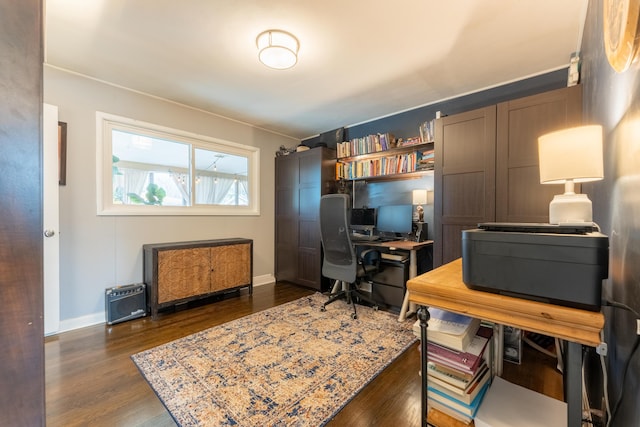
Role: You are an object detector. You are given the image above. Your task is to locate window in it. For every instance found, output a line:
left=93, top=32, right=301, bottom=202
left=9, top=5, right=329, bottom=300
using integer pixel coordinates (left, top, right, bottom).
left=97, top=112, right=259, bottom=215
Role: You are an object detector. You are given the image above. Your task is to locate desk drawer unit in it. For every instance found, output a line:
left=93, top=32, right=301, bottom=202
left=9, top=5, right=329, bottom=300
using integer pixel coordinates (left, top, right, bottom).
left=371, top=259, right=409, bottom=308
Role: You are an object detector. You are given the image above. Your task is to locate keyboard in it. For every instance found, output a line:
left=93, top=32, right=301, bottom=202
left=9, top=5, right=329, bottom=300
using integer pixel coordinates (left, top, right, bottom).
left=351, top=234, right=380, bottom=242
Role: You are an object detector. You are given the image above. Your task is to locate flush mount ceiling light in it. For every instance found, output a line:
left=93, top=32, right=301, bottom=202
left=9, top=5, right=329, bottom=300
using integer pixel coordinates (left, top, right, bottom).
left=256, top=29, right=299, bottom=70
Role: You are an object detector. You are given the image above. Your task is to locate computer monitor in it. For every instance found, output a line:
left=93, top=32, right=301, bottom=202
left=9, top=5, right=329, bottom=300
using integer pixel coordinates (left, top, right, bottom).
left=376, top=204, right=413, bottom=237
left=350, top=208, right=376, bottom=231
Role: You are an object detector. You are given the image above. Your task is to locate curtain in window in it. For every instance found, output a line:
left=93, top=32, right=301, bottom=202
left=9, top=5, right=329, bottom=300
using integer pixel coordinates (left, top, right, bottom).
left=120, top=167, right=148, bottom=204
left=195, top=175, right=245, bottom=205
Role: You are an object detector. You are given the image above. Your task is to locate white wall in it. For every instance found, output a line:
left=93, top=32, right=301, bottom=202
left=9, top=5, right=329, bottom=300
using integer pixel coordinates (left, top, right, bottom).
left=44, top=66, right=298, bottom=331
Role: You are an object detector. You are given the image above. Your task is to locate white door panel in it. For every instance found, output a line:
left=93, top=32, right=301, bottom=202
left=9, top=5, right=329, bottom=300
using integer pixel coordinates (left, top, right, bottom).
left=44, top=103, right=60, bottom=335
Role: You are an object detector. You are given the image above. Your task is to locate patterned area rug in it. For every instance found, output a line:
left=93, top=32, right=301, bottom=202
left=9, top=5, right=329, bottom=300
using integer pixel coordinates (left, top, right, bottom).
left=131, top=293, right=416, bottom=426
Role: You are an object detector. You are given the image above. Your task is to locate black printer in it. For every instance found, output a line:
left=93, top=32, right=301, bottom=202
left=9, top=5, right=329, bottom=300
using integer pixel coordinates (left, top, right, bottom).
left=461, top=223, right=609, bottom=311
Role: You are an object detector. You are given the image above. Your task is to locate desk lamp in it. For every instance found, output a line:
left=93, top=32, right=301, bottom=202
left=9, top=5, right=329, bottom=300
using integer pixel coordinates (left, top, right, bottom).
left=538, top=125, right=604, bottom=224
left=412, top=189, right=427, bottom=222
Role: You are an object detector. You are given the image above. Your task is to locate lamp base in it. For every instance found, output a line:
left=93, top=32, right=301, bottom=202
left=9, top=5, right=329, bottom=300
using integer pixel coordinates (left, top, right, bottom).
left=549, top=193, right=593, bottom=225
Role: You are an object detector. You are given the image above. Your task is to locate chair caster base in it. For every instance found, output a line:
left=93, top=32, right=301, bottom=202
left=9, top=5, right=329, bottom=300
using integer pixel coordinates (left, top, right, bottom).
left=320, top=306, right=326, bottom=312
left=351, top=313, right=357, bottom=320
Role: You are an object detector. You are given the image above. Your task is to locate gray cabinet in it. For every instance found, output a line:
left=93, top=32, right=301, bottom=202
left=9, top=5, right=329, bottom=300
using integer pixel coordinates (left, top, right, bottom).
left=275, top=147, right=336, bottom=290
left=434, top=85, right=583, bottom=267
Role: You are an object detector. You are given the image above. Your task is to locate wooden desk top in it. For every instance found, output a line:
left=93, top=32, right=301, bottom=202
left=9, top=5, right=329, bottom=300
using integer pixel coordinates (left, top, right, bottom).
left=375, top=239, right=433, bottom=250
left=407, top=258, right=604, bottom=347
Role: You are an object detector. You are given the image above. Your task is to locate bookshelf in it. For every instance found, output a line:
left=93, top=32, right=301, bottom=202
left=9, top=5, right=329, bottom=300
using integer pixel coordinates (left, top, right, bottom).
left=335, top=141, right=434, bottom=181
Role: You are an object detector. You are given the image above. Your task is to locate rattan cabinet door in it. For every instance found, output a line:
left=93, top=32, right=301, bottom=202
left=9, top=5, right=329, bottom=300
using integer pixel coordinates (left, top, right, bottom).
left=157, top=247, right=211, bottom=303
left=210, top=243, right=251, bottom=292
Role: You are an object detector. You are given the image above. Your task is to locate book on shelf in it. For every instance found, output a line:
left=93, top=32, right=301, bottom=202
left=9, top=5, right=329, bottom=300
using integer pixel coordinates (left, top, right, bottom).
left=427, top=355, right=489, bottom=390
left=419, top=119, right=435, bottom=144
left=428, top=398, right=474, bottom=425
left=336, top=132, right=396, bottom=158
left=416, top=148, right=434, bottom=171
left=427, top=379, right=490, bottom=418
left=427, top=358, right=478, bottom=389
left=335, top=149, right=423, bottom=180
left=412, top=308, right=482, bottom=352
left=427, top=362, right=491, bottom=405
left=426, top=325, right=493, bottom=375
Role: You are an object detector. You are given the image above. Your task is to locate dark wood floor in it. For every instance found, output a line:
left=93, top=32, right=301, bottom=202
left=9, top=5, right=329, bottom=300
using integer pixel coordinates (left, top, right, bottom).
left=45, top=282, right=562, bottom=427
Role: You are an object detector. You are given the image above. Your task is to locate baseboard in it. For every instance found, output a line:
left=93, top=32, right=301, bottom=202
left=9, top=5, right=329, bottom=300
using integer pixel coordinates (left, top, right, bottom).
left=57, top=311, right=105, bottom=334
left=49, top=274, right=277, bottom=335
left=253, top=274, right=275, bottom=287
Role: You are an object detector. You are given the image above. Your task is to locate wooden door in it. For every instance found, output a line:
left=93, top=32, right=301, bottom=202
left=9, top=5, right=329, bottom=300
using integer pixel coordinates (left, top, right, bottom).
left=157, top=248, right=210, bottom=303
left=275, top=153, right=299, bottom=283
left=297, top=149, right=323, bottom=288
left=434, top=106, right=497, bottom=267
left=496, top=85, right=583, bottom=223
left=210, top=243, right=252, bottom=291
left=0, top=1, right=45, bottom=425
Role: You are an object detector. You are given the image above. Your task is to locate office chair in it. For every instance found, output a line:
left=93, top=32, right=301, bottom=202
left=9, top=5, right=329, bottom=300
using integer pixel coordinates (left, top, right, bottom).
left=319, top=194, right=382, bottom=319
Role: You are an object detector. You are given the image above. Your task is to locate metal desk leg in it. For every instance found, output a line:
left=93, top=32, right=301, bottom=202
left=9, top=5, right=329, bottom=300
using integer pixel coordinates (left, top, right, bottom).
left=565, top=341, right=583, bottom=427
left=417, top=306, right=430, bottom=427
left=398, top=249, right=418, bottom=322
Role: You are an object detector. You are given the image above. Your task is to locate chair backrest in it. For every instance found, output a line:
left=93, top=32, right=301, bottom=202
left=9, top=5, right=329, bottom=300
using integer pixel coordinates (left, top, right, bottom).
left=319, top=194, right=357, bottom=283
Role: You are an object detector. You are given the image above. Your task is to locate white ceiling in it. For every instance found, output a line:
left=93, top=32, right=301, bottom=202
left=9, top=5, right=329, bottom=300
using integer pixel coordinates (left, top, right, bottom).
left=44, top=0, right=588, bottom=140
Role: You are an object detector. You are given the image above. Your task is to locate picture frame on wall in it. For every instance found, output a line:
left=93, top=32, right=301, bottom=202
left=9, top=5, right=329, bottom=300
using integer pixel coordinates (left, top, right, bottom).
left=58, top=121, right=67, bottom=185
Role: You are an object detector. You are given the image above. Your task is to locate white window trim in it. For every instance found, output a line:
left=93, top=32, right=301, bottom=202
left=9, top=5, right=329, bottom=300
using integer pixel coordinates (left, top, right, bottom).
left=96, top=111, right=260, bottom=216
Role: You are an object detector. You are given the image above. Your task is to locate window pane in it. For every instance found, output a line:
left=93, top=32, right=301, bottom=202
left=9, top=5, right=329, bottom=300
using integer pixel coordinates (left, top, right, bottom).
left=98, top=111, right=260, bottom=216
left=112, top=130, right=191, bottom=206
left=194, top=148, right=249, bottom=206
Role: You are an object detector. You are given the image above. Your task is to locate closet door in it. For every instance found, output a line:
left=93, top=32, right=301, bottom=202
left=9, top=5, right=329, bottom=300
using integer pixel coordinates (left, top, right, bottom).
left=275, top=148, right=336, bottom=290
left=496, top=85, right=583, bottom=223
left=434, top=106, right=497, bottom=267
left=275, top=153, right=299, bottom=284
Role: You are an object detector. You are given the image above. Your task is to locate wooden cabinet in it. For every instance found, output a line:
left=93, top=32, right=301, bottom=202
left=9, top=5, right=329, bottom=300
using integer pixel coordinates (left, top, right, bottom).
left=275, top=147, right=336, bottom=290
left=434, top=106, right=497, bottom=266
left=496, top=85, right=583, bottom=223
left=143, top=238, right=252, bottom=318
left=433, top=85, right=583, bottom=266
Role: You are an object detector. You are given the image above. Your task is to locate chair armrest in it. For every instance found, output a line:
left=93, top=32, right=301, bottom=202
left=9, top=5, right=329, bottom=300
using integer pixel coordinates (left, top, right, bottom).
left=359, top=248, right=381, bottom=269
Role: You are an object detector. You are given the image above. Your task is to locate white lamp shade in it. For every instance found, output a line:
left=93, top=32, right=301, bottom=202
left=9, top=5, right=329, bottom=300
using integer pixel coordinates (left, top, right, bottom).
left=256, top=30, right=299, bottom=70
left=412, top=189, right=427, bottom=205
left=538, top=125, right=604, bottom=184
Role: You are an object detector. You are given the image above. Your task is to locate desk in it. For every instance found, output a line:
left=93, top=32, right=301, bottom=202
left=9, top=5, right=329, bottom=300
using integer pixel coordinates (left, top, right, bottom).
left=356, top=239, right=433, bottom=321
left=407, top=258, right=604, bottom=427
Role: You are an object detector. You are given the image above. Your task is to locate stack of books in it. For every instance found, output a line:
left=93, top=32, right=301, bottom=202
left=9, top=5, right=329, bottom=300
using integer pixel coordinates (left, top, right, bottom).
left=416, top=148, right=434, bottom=171
left=413, top=308, right=493, bottom=425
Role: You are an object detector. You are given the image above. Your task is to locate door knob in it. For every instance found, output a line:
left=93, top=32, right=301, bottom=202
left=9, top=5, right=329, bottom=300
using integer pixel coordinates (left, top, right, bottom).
left=43, top=229, right=56, bottom=238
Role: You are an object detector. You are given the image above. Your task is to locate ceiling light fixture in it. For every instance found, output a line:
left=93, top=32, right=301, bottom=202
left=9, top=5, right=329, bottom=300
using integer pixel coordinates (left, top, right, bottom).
left=256, top=29, right=299, bottom=70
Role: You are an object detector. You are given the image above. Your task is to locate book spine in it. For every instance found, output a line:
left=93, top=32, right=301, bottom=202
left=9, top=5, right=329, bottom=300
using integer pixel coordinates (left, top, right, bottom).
left=427, top=361, right=473, bottom=389
left=427, top=342, right=479, bottom=373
